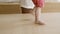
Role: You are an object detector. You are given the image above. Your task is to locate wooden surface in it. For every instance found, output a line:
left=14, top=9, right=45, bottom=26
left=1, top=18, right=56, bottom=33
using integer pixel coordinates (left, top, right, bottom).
left=42, top=2, right=60, bottom=13
left=0, top=2, right=60, bottom=14
left=0, top=3, right=21, bottom=14
left=0, top=13, right=60, bottom=34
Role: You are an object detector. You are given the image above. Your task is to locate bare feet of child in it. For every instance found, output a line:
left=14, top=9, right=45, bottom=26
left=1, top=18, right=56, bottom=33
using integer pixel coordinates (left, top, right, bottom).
left=35, top=19, right=45, bottom=25
left=33, top=7, right=45, bottom=25
left=35, top=20, right=45, bottom=25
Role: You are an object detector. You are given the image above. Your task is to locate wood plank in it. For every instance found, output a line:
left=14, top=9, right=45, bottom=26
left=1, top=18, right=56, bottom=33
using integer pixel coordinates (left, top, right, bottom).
left=0, top=3, right=21, bottom=14
left=42, top=2, right=60, bottom=13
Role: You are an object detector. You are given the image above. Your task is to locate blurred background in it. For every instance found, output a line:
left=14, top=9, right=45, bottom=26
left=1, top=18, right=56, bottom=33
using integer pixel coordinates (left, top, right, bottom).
left=0, top=0, right=60, bottom=14
left=0, top=0, right=60, bottom=34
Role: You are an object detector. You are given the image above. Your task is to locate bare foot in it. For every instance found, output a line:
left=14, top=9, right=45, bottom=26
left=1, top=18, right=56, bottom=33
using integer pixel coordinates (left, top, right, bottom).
left=35, top=21, right=45, bottom=25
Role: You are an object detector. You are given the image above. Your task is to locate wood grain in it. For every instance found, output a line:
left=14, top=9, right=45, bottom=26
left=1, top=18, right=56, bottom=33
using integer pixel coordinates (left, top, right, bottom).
left=0, top=3, right=21, bottom=14
left=42, top=2, right=60, bottom=13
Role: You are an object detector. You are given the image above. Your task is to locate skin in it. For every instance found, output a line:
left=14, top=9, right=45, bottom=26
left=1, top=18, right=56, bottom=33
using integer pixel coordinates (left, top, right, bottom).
left=21, top=0, right=45, bottom=25
left=34, top=7, right=45, bottom=25
left=32, top=0, right=45, bottom=25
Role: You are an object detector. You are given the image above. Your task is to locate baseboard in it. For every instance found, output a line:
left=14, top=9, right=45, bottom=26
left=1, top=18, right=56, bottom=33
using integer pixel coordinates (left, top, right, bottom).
left=0, top=2, right=60, bottom=14
left=0, top=3, right=21, bottom=14
left=42, top=2, right=60, bottom=13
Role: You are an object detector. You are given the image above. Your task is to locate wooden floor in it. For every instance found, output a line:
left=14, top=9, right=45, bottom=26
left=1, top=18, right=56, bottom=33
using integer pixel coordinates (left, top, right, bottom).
left=0, top=13, right=60, bottom=34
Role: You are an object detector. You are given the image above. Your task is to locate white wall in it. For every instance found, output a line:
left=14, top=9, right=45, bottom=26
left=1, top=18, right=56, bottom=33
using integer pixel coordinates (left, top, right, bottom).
left=0, top=0, right=19, bottom=2
left=45, top=0, right=60, bottom=2
left=46, top=0, right=57, bottom=2
left=0, top=0, right=60, bottom=2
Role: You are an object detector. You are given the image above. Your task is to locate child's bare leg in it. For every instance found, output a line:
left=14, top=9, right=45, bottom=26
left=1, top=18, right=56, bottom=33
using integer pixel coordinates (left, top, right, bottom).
left=35, top=7, right=45, bottom=25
